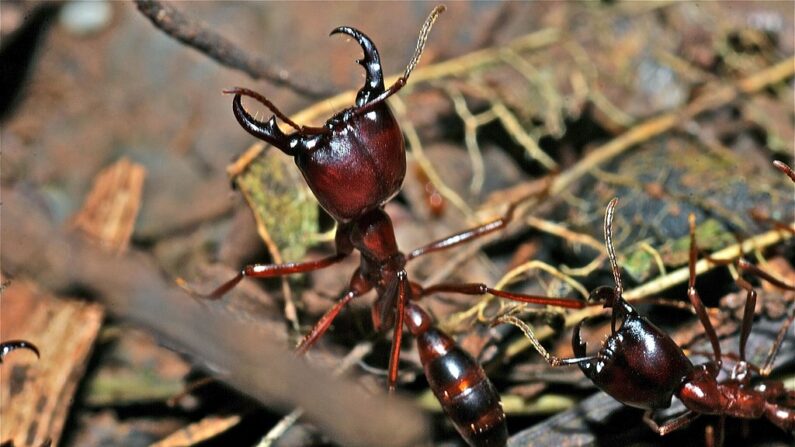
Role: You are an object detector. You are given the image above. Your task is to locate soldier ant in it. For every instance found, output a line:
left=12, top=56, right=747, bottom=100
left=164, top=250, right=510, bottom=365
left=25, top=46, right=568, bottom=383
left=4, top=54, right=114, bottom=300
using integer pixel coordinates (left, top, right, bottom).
left=0, top=340, right=39, bottom=364
left=182, top=6, right=586, bottom=446
left=503, top=193, right=794, bottom=443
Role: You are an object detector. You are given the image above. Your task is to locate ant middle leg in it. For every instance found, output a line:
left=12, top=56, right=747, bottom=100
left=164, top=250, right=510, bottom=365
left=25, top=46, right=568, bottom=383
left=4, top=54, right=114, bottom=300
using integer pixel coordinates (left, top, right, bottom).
left=759, top=304, right=795, bottom=376
left=415, top=282, right=586, bottom=309
left=405, top=202, right=518, bottom=261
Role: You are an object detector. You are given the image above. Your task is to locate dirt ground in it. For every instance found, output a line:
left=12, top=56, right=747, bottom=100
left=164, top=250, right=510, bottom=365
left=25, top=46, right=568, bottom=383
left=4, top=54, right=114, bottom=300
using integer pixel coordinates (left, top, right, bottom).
left=1, top=2, right=794, bottom=446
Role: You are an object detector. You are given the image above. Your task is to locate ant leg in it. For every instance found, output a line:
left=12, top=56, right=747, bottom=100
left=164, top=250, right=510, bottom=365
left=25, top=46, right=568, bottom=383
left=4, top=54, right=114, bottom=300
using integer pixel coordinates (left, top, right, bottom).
left=734, top=278, right=757, bottom=362
left=738, top=259, right=795, bottom=291
left=295, top=290, right=357, bottom=355
left=714, top=416, right=725, bottom=447
left=347, top=5, right=445, bottom=118
left=765, top=403, right=795, bottom=432
left=405, top=203, right=518, bottom=261
left=759, top=304, right=795, bottom=376
left=495, top=315, right=596, bottom=366
left=183, top=253, right=349, bottom=299
left=755, top=382, right=795, bottom=432
left=386, top=271, right=410, bottom=392
left=296, top=270, right=372, bottom=355
left=735, top=259, right=794, bottom=375
left=643, top=409, right=699, bottom=436
left=416, top=282, right=585, bottom=309
left=183, top=226, right=354, bottom=299
left=687, top=214, right=723, bottom=369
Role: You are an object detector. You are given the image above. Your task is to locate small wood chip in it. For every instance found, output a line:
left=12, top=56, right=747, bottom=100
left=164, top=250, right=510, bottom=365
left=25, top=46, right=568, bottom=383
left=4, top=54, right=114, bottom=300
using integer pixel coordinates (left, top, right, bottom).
left=151, top=415, right=242, bottom=447
left=70, top=157, right=146, bottom=253
left=0, top=280, right=104, bottom=447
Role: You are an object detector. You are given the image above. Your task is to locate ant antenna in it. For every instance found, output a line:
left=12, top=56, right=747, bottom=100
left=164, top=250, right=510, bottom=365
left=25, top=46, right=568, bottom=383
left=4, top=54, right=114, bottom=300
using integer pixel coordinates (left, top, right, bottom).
left=403, top=5, right=446, bottom=80
left=350, top=5, right=446, bottom=117
left=604, top=198, right=623, bottom=297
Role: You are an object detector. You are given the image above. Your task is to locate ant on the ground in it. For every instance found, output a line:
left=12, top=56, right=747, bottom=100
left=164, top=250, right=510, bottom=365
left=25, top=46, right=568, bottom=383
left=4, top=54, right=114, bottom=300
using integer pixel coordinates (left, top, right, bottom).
left=182, top=6, right=587, bottom=447
left=502, top=186, right=794, bottom=444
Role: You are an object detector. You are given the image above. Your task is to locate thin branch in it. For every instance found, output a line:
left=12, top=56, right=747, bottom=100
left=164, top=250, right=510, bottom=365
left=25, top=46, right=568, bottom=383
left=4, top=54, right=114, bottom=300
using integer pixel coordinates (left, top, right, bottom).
left=1, top=188, right=429, bottom=447
left=134, top=0, right=332, bottom=98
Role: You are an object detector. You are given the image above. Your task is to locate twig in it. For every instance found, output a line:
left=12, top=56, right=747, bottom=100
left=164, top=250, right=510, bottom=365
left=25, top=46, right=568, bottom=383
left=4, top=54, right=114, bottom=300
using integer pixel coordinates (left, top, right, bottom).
left=1, top=188, right=429, bottom=447
left=134, top=0, right=331, bottom=98
left=256, top=342, right=373, bottom=447
left=547, top=56, right=795, bottom=198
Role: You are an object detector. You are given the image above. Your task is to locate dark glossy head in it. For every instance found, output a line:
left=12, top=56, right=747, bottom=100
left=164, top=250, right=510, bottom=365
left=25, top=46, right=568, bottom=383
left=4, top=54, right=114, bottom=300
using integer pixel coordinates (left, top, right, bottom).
left=231, top=27, right=405, bottom=223
left=573, top=296, right=694, bottom=410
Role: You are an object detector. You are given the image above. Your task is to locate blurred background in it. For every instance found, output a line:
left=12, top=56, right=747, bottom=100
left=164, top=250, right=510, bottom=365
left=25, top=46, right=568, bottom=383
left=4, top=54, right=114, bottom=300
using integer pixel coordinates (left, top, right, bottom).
left=1, top=1, right=793, bottom=446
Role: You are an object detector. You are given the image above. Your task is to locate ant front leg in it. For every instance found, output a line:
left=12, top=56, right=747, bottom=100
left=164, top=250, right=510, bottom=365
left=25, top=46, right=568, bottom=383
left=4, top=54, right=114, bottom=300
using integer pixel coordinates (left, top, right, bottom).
left=182, top=226, right=354, bottom=299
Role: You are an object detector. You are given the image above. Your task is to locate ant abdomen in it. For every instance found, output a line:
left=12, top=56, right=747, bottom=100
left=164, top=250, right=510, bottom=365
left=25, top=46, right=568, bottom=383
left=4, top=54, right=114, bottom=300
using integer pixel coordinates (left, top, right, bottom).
left=407, top=304, right=507, bottom=447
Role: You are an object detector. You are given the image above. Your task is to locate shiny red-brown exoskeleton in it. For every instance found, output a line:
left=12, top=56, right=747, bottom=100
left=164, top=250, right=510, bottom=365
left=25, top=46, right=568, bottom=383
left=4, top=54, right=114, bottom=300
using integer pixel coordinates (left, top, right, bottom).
left=521, top=196, right=795, bottom=441
left=191, top=11, right=585, bottom=447
left=0, top=340, right=39, bottom=364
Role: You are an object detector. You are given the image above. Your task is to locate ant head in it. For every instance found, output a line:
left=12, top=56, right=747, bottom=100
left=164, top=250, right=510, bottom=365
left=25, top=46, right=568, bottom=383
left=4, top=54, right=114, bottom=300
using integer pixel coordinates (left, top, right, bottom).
left=229, top=28, right=405, bottom=223
left=227, top=6, right=445, bottom=223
